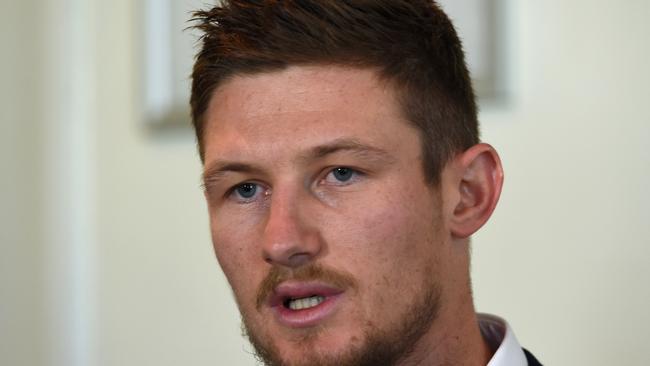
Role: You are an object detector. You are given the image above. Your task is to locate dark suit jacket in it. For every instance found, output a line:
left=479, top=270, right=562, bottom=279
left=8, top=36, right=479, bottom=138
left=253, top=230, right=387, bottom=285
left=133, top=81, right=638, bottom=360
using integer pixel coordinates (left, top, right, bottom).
left=523, top=348, right=543, bottom=366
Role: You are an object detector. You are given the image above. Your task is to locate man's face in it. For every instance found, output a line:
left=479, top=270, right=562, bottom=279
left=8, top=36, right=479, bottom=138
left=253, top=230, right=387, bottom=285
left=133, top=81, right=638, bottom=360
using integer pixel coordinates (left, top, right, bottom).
left=202, top=66, right=456, bottom=366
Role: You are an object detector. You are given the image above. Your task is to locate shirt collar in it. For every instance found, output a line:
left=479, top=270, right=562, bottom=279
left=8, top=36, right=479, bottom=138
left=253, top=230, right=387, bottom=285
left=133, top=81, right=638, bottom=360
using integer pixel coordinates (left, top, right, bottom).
left=478, top=313, right=528, bottom=366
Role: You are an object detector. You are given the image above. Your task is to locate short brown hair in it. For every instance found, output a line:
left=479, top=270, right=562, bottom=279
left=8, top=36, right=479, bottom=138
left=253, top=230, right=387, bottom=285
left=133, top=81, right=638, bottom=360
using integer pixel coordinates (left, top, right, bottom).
left=190, top=0, right=479, bottom=185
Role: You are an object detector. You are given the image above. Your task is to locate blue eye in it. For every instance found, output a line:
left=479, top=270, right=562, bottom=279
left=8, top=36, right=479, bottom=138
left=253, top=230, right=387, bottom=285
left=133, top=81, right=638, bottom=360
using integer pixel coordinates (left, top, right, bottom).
left=322, top=167, right=362, bottom=186
left=234, top=183, right=258, bottom=199
left=332, top=167, right=354, bottom=182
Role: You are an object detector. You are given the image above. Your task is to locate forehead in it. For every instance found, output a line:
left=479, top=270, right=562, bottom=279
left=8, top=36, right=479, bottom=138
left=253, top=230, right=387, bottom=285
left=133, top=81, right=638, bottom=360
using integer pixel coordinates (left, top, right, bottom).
left=210, top=65, right=393, bottom=114
left=202, top=65, right=416, bottom=163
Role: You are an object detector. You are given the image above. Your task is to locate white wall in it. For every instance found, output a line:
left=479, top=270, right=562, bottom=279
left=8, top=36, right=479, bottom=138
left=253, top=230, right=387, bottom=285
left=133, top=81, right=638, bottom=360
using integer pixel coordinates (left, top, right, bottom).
left=1, top=1, right=46, bottom=365
left=1, top=1, right=649, bottom=365
left=473, top=2, right=650, bottom=365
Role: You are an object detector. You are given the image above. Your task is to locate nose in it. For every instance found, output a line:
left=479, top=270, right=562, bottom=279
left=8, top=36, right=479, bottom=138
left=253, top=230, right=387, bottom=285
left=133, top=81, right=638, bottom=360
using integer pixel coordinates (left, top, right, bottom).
left=261, top=188, right=322, bottom=268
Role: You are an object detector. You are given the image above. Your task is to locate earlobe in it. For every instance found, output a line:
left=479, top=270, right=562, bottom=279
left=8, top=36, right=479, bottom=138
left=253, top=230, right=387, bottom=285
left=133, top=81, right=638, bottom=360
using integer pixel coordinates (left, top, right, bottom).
left=449, top=143, right=504, bottom=238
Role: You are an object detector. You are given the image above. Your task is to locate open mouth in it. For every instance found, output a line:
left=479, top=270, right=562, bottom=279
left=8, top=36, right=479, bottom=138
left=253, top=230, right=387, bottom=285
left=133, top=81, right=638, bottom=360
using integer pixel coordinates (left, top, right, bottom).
left=284, top=295, right=327, bottom=311
left=268, top=283, right=344, bottom=327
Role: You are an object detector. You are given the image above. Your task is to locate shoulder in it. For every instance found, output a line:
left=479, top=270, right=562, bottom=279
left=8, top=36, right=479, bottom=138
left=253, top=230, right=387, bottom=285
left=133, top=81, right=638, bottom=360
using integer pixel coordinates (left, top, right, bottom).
left=523, top=348, right=543, bottom=366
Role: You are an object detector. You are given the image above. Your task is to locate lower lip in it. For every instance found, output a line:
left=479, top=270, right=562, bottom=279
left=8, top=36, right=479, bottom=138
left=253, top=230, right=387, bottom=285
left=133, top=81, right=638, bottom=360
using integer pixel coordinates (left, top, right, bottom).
left=273, top=294, right=343, bottom=328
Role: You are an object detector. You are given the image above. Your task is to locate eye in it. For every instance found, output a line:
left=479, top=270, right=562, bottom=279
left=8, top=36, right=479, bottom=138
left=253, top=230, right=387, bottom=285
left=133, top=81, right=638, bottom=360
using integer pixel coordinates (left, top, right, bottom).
left=332, top=167, right=354, bottom=182
left=229, top=182, right=264, bottom=203
left=323, top=167, right=362, bottom=185
left=236, top=183, right=257, bottom=198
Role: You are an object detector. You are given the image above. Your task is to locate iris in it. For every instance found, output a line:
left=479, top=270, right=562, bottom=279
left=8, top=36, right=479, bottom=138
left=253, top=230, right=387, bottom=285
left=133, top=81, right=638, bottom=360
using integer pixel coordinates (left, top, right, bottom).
left=236, top=183, right=257, bottom=199
left=332, top=167, right=354, bottom=182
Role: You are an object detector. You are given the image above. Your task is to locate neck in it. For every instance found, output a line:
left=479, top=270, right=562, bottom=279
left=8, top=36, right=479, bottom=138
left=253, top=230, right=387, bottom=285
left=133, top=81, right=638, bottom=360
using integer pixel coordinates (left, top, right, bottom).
left=397, top=301, right=492, bottom=366
left=396, top=243, right=493, bottom=366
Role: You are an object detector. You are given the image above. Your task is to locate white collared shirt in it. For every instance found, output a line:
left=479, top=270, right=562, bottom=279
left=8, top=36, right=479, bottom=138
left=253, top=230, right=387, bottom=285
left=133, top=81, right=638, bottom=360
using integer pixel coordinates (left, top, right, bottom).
left=478, top=313, right=528, bottom=366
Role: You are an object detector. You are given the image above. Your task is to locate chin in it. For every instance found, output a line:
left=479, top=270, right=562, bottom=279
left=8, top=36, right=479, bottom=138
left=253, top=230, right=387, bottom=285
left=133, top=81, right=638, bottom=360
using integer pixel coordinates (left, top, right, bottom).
left=245, top=321, right=369, bottom=366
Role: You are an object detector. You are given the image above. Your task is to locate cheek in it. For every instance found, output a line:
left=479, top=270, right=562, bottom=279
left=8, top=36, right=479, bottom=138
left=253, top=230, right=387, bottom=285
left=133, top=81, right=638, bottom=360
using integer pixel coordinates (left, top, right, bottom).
left=212, top=231, right=243, bottom=280
left=210, top=204, right=264, bottom=260
left=209, top=212, right=263, bottom=303
left=327, top=183, right=443, bottom=298
left=351, top=187, right=440, bottom=262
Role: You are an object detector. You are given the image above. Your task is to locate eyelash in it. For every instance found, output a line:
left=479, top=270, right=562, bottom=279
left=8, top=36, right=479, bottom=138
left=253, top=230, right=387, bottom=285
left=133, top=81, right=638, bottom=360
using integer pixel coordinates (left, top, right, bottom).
left=227, top=181, right=268, bottom=204
left=320, top=166, right=363, bottom=186
left=226, top=166, right=365, bottom=204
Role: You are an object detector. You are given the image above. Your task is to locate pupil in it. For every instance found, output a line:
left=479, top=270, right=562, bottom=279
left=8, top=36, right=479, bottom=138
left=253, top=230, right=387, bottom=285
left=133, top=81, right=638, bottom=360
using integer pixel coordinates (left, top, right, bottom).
left=334, top=167, right=353, bottom=181
left=237, top=183, right=257, bottom=198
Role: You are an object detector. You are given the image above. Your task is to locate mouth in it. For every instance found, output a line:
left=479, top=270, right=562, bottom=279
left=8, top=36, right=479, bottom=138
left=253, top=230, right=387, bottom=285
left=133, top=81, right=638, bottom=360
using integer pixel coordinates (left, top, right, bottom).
left=268, top=282, right=344, bottom=328
left=284, top=295, right=327, bottom=310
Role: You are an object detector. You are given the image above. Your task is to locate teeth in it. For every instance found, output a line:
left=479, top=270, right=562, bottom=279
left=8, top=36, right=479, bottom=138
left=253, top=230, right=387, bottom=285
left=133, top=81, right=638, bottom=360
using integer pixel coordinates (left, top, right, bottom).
left=287, top=295, right=325, bottom=310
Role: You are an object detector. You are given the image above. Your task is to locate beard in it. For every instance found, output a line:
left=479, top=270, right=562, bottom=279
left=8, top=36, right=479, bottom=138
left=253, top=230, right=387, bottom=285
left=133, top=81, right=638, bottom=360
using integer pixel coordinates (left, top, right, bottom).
left=240, top=264, right=441, bottom=366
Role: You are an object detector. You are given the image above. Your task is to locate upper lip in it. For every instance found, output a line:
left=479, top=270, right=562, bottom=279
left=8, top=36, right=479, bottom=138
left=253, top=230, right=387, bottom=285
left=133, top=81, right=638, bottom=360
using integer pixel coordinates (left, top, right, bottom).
left=267, top=281, right=344, bottom=308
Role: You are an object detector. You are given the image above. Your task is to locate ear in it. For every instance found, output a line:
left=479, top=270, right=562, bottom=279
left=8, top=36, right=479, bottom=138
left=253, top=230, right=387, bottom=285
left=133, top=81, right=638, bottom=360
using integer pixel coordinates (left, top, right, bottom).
left=449, top=143, right=504, bottom=238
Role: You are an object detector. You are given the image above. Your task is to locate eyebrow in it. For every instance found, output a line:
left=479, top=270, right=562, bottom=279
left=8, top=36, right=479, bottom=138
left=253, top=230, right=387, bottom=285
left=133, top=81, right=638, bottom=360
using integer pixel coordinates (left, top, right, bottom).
left=202, top=162, right=265, bottom=188
left=301, top=138, right=394, bottom=163
left=202, top=138, right=395, bottom=187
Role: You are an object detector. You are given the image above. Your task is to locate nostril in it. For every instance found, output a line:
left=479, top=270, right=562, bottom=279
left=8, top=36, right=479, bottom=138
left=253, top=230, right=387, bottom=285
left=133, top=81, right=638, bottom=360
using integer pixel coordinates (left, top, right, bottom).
left=287, top=252, right=312, bottom=267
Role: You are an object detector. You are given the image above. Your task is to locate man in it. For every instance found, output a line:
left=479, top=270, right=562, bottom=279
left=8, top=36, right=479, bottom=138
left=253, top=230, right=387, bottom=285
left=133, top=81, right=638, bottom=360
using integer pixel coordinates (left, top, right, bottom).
left=189, top=1, right=542, bottom=365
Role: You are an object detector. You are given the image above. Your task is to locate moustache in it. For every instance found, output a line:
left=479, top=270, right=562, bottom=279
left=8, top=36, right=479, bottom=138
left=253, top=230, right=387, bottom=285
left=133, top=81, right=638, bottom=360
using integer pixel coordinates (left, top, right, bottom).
left=255, top=264, right=359, bottom=310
